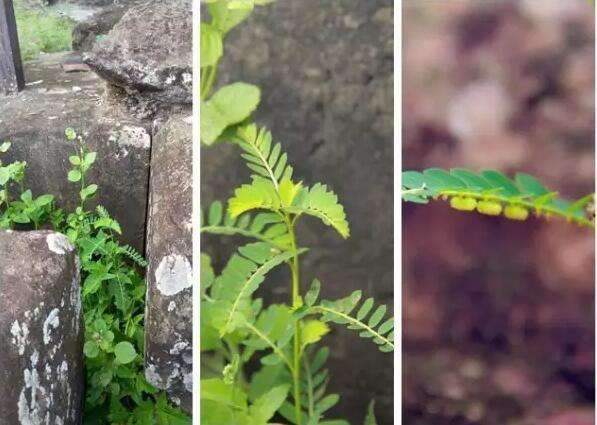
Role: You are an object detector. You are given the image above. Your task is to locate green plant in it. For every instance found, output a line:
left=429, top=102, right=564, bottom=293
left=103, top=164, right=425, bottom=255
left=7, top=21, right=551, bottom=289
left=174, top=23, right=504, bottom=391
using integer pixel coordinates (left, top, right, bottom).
left=60, top=129, right=190, bottom=424
left=0, top=141, right=56, bottom=229
left=402, top=168, right=594, bottom=227
left=200, top=124, right=392, bottom=424
left=0, top=133, right=190, bottom=424
left=200, top=0, right=274, bottom=145
left=14, top=0, right=75, bottom=61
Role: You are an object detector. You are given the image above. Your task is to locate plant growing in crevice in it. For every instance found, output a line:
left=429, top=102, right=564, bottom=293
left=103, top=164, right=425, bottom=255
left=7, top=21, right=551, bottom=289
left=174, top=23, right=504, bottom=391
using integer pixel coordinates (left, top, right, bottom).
left=200, top=0, right=274, bottom=145
left=0, top=133, right=190, bottom=424
left=402, top=168, right=594, bottom=227
left=200, top=125, right=392, bottom=424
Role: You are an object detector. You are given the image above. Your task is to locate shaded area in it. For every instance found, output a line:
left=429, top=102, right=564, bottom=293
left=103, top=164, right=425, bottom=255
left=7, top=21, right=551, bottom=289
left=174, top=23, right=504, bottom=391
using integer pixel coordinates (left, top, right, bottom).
left=403, top=1, right=595, bottom=424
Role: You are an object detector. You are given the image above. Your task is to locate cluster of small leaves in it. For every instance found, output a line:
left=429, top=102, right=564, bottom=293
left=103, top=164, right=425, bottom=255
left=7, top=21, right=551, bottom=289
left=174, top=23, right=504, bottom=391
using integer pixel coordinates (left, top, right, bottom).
left=200, top=0, right=276, bottom=145
left=0, top=141, right=56, bottom=229
left=402, top=168, right=595, bottom=227
left=277, top=347, right=346, bottom=425
left=59, top=129, right=190, bottom=424
left=0, top=133, right=190, bottom=423
left=201, top=118, right=385, bottom=423
left=201, top=252, right=355, bottom=425
left=201, top=200, right=292, bottom=249
left=297, top=280, right=394, bottom=353
left=227, top=124, right=350, bottom=238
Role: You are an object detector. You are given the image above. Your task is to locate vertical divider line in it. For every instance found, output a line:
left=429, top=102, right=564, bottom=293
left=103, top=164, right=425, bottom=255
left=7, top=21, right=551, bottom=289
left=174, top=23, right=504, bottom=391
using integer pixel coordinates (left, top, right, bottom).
left=192, top=0, right=201, bottom=423
left=395, top=1, right=402, bottom=424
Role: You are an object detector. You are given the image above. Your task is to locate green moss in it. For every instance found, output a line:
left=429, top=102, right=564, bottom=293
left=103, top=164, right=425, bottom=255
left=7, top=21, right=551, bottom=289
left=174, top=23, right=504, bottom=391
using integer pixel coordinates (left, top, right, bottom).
left=14, top=1, right=75, bottom=61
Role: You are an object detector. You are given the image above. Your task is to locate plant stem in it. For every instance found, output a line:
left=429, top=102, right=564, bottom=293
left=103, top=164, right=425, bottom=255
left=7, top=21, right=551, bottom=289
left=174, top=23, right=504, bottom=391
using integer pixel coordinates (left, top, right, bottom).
left=286, top=215, right=303, bottom=425
left=201, top=63, right=219, bottom=101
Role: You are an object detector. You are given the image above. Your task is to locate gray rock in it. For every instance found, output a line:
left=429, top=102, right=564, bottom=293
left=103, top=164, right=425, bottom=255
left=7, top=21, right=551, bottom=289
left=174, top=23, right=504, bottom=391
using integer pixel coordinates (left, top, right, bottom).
left=144, top=115, right=192, bottom=413
left=0, top=52, right=151, bottom=252
left=201, top=0, right=393, bottom=422
left=84, top=0, right=192, bottom=105
left=0, top=230, right=83, bottom=424
left=72, top=5, right=129, bottom=52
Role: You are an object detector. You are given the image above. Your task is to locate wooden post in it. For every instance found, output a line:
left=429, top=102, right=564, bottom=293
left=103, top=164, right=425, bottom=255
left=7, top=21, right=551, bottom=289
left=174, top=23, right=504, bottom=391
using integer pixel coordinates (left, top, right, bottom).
left=0, top=0, right=24, bottom=95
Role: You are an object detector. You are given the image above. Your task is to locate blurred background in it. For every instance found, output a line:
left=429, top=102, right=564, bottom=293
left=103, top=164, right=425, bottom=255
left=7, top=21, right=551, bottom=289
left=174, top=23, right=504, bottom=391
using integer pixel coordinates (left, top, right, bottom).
left=403, top=1, right=595, bottom=424
left=201, top=1, right=393, bottom=423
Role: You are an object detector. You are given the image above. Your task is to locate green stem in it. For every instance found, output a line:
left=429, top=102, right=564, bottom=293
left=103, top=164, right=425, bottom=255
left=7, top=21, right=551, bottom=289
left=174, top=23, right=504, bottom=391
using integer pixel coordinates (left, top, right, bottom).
left=200, top=225, right=287, bottom=250
left=312, top=305, right=395, bottom=350
left=285, top=216, right=302, bottom=425
left=201, top=63, right=219, bottom=101
left=244, top=322, right=294, bottom=372
left=303, top=356, right=315, bottom=418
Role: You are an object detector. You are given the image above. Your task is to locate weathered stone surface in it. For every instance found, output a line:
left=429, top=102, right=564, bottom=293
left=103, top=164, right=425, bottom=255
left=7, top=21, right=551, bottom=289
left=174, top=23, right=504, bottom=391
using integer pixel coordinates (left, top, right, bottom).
left=72, top=5, right=128, bottom=52
left=0, top=52, right=151, bottom=251
left=0, top=230, right=83, bottom=424
left=200, top=1, right=393, bottom=422
left=84, top=0, right=192, bottom=105
left=145, top=115, right=192, bottom=413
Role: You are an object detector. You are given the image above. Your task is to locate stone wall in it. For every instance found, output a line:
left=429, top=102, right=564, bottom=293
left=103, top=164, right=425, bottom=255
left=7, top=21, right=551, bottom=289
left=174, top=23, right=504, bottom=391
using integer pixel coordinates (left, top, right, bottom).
left=0, top=230, right=84, bottom=425
left=201, top=1, right=394, bottom=422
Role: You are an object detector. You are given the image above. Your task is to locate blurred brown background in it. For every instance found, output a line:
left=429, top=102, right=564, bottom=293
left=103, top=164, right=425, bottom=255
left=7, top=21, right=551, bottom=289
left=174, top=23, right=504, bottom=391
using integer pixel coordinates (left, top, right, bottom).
left=403, top=1, right=595, bottom=424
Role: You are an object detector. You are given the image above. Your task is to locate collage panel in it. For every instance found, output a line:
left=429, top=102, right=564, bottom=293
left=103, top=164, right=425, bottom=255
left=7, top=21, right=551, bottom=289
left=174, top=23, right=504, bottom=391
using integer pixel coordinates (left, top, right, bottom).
left=200, top=0, right=394, bottom=424
left=403, top=1, right=595, bottom=424
left=0, top=0, right=192, bottom=423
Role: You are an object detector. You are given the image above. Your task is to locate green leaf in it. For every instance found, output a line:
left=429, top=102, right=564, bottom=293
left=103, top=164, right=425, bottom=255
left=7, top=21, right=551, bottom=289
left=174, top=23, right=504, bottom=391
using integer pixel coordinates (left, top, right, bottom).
left=228, top=177, right=280, bottom=218
left=201, top=378, right=247, bottom=410
left=201, top=201, right=292, bottom=249
left=84, top=341, right=99, bottom=358
left=114, top=342, right=137, bottom=364
left=315, top=290, right=394, bottom=353
left=201, top=23, right=223, bottom=67
left=301, top=320, right=330, bottom=349
left=201, top=83, right=261, bottom=145
left=211, top=242, right=304, bottom=335
left=65, top=127, right=76, bottom=140
left=208, top=1, right=253, bottom=34
left=69, top=155, right=81, bottom=165
left=515, top=172, right=550, bottom=196
left=249, top=384, right=290, bottom=423
left=68, top=169, right=82, bottom=182
left=0, top=141, right=11, bottom=152
left=364, top=400, right=378, bottom=425
left=84, top=152, right=97, bottom=167
left=235, top=124, right=294, bottom=186
left=290, top=183, right=350, bottom=238
left=80, top=184, right=98, bottom=200
left=304, top=279, right=321, bottom=307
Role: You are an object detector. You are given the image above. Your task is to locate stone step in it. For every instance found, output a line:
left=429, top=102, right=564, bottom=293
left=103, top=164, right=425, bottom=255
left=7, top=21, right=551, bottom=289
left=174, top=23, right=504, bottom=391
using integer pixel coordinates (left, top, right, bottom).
left=0, top=52, right=151, bottom=251
left=0, top=230, right=84, bottom=424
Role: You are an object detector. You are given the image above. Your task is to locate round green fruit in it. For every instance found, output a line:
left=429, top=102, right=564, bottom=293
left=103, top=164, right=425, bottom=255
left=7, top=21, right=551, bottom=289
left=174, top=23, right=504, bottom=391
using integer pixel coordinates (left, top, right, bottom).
left=504, top=204, right=529, bottom=221
left=450, top=196, right=477, bottom=211
left=477, top=200, right=502, bottom=216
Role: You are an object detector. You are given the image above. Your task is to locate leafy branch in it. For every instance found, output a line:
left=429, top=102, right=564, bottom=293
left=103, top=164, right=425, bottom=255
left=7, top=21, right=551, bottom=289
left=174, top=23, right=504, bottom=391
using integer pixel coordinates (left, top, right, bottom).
left=402, top=168, right=595, bottom=228
left=299, top=280, right=394, bottom=353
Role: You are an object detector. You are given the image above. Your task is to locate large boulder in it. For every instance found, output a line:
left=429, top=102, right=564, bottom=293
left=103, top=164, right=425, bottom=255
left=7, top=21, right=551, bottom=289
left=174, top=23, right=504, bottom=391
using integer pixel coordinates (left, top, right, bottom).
left=200, top=1, right=394, bottom=422
left=84, top=0, right=192, bottom=106
left=0, top=230, right=84, bottom=424
left=144, top=115, right=192, bottom=413
left=0, top=52, right=151, bottom=251
left=72, top=5, right=129, bottom=52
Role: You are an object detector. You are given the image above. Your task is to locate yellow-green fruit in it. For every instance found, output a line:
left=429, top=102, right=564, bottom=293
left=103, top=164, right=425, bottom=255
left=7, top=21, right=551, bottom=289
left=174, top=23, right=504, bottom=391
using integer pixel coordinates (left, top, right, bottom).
left=504, top=204, right=529, bottom=221
left=450, top=196, right=477, bottom=211
left=477, top=200, right=502, bottom=216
